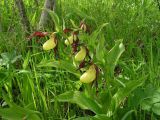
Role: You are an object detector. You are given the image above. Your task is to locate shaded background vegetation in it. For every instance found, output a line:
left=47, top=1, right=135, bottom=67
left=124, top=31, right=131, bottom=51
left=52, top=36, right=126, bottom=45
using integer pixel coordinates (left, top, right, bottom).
left=0, top=0, right=160, bottom=119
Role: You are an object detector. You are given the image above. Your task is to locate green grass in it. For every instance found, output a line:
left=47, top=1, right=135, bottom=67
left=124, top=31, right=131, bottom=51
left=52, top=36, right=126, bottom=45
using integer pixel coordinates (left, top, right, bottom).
left=0, top=0, right=160, bottom=120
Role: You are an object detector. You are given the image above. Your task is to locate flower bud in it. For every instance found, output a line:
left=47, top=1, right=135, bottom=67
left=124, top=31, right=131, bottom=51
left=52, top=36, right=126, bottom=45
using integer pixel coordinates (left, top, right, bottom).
left=75, top=46, right=86, bottom=62
left=80, top=65, right=96, bottom=83
left=65, top=34, right=77, bottom=45
left=43, top=38, right=57, bottom=50
left=80, top=23, right=87, bottom=32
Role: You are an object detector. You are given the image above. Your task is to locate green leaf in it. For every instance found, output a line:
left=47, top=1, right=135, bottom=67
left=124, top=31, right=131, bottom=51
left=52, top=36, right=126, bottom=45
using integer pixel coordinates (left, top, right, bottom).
left=98, top=90, right=112, bottom=113
left=106, top=39, right=125, bottom=76
left=121, top=110, right=135, bottom=120
left=73, top=114, right=111, bottom=120
left=0, top=51, right=21, bottom=66
left=28, top=114, right=42, bottom=120
left=152, top=103, right=160, bottom=115
left=37, top=60, right=80, bottom=77
left=141, top=99, right=152, bottom=111
left=22, top=51, right=30, bottom=69
left=47, top=9, right=61, bottom=32
left=89, top=23, right=108, bottom=47
left=96, top=34, right=105, bottom=64
left=93, top=114, right=111, bottom=120
left=74, top=117, right=92, bottom=120
left=31, top=11, right=37, bottom=26
left=108, top=78, right=144, bottom=114
left=11, top=55, right=22, bottom=64
left=129, top=88, right=146, bottom=108
left=57, top=91, right=103, bottom=114
left=141, top=87, right=160, bottom=112
left=0, top=105, right=42, bottom=120
left=72, top=8, right=95, bottom=21
left=70, top=19, right=79, bottom=28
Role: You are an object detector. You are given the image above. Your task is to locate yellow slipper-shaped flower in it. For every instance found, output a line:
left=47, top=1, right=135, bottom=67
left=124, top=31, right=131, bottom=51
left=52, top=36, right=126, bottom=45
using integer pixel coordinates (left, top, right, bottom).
left=65, top=34, right=77, bottom=45
left=43, top=38, right=57, bottom=50
left=80, top=65, right=96, bottom=83
left=75, top=46, right=86, bottom=62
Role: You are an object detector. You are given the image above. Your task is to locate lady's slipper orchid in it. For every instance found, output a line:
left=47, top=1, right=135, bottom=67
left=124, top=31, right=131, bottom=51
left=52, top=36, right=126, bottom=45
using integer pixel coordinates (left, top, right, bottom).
left=75, top=46, right=86, bottom=62
left=43, top=33, right=57, bottom=50
left=80, top=64, right=96, bottom=83
left=43, top=38, right=57, bottom=50
left=80, top=23, right=87, bottom=32
left=80, top=22, right=90, bottom=34
left=65, top=34, right=77, bottom=45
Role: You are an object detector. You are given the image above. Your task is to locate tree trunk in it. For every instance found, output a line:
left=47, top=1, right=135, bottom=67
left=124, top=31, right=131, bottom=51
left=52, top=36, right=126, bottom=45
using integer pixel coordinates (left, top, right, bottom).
left=14, top=0, right=31, bottom=34
left=38, top=0, right=56, bottom=30
left=15, top=0, right=31, bottom=49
